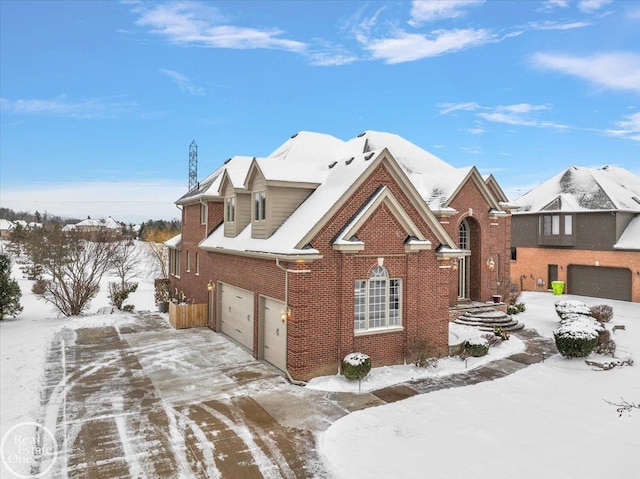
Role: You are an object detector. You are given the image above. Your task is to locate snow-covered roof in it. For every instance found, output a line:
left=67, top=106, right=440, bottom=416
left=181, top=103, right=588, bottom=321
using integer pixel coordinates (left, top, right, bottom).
left=0, top=219, right=14, bottom=231
left=75, top=216, right=122, bottom=229
left=165, top=234, right=182, bottom=248
left=614, top=214, right=640, bottom=250
left=190, top=130, right=505, bottom=257
left=514, top=166, right=640, bottom=213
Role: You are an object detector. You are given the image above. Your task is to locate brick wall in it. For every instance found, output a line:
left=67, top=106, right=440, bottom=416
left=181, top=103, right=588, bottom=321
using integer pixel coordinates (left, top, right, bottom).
left=511, top=247, right=640, bottom=302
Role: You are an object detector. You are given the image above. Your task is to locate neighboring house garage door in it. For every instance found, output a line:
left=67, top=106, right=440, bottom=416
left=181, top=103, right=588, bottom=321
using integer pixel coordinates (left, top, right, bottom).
left=260, top=297, right=287, bottom=373
left=219, top=283, right=254, bottom=351
left=567, top=265, right=632, bottom=301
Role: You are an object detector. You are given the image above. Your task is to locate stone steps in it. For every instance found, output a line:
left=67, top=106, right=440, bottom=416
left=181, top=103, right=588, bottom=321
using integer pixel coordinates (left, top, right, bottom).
left=454, top=309, right=524, bottom=331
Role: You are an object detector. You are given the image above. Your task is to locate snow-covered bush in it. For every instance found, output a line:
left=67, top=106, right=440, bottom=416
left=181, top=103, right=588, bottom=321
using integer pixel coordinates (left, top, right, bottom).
left=342, top=352, right=371, bottom=381
left=555, top=300, right=591, bottom=319
left=559, top=312, right=594, bottom=325
left=590, top=304, right=613, bottom=323
left=493, top=326, right=510, bottom=341
left=553, top=317, right=603, bottom=358
left=465, top=337, right=489, bottom=357
left=409, top=338, right=439, bottom=368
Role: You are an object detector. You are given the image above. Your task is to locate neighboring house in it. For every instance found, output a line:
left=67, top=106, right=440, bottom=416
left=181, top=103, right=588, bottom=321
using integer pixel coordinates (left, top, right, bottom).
left=168, top=131, right=513, bottom=381
left=0, top=219, right=15, bottom=239
left=511, top=165, right=640, bottom=302
left=64, top=216, right=122, bottom=233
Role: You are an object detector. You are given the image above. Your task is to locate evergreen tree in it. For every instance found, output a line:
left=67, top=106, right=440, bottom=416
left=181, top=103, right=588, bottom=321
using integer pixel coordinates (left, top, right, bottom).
left=0, top=253, right=23, bottom=320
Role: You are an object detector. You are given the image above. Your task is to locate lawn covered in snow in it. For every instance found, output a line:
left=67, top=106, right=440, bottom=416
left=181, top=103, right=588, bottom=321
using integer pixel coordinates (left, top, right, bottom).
left=0, top=240, right=158, bottom=447
left=320, top=292, right=640, bottom=479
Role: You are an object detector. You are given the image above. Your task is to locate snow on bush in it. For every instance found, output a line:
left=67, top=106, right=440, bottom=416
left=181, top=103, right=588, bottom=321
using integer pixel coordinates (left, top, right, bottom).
left=554, top=316, right=603, bottom=358
left=342, top=352, right=372, bottom=381
left=559, top=312, right=595, bottom=325
left=465, top=336, right=489, bottom=357
left=554, top=299, right=591, bottom=319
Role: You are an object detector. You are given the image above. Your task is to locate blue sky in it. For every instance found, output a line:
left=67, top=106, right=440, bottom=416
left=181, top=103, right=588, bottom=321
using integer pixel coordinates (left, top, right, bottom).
left=1, top=0, right=638, bottom=223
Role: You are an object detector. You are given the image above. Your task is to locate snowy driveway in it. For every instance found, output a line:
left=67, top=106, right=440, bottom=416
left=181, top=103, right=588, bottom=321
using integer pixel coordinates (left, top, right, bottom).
left=39, top=313, right=380, bottom=478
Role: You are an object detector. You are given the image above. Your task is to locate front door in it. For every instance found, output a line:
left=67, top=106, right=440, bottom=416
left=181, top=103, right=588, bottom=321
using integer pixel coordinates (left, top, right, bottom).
left=548, top=264, right=558, bottom=289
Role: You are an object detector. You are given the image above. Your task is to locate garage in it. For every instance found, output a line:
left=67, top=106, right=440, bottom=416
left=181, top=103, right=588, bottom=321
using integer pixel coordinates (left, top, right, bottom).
left=219, top=283, right=254, bottom=351
left=567, top=265, right=632, bottom=301
left=259, top=296, right=287, bottom=373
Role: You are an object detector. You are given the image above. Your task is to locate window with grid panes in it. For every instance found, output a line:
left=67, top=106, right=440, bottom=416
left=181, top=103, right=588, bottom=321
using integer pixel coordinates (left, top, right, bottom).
left=354, top=266, right=401, bottom=332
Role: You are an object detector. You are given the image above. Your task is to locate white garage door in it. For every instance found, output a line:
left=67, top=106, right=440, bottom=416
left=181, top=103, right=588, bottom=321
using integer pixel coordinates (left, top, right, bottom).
left=219, top=283, right=254, bottom=351
left=261, top=297, right=287, bottom=373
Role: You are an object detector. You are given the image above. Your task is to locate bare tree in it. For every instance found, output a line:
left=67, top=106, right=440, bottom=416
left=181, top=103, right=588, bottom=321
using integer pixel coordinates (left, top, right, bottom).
left=110, top=239, right=142, bottom=290
left=30, top=228, right=117, bottom=316
left=146, top=241, right=169, bottom=279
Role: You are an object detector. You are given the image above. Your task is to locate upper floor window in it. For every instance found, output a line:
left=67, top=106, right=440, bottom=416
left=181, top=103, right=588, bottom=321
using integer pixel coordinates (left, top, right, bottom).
left=195, top=252, right=200, bottom=275
left=564, top=215, right=572, bottom=235
left=354, top=266, right=401, bottom=332
left=542, top=215, right=560, bottom=235
left=253, top=191, right=266, bottom=221
left=200, top=203, right=207, bottom=225
left=225, top=197, right=235, bottom=222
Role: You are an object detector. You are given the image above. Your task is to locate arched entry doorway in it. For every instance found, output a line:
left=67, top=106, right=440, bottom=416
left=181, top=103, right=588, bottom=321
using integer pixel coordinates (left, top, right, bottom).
left=458, top=218, right=481, bottom=301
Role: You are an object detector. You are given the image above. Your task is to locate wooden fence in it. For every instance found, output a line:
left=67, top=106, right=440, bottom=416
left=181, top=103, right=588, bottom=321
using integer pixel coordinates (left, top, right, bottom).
left=169, top=302, right=208, bottom=329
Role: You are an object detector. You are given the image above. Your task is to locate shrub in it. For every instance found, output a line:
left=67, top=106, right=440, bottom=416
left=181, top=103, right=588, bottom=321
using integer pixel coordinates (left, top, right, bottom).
left=590, top=304, right=613, bottom=323
left=516, top=303, right=526, bottom=313
left=493, top=326, right=510, bottom=341
left=465, top=337, right=489, bottom=357
left=507, top=305, right=519, bottom=315
left=553, top=317, right=603, bottom=358
left=342, top=353, right=371, bottom=381
left=594, top=329, right=616, bottom=356
left=483, top=332, right=503, bottom=347
left=108, top=281, right=139, bottom=311
left=559, top=312, right=594, bottom=326
left=555, top=300, right=591, bottom=319
left=410, top=337, right=439, bottom=368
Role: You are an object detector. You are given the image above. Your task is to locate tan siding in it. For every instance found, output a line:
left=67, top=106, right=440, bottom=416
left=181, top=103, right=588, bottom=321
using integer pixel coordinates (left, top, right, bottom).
left=236, top=192, right=251, bottom=232
left=267, top=186, right=314, bottom=236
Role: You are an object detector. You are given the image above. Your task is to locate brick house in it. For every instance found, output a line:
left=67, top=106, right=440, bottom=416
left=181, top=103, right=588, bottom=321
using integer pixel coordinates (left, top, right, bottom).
left=168, top=131, right=513, bottom=381
left=511, top=165, right=640, bottom=302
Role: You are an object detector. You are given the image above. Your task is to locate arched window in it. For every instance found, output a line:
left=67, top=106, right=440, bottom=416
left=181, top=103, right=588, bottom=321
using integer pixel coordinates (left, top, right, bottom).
left=354, top=266, right=402, bottom=331
left=459, top=219, right=469, bottom=249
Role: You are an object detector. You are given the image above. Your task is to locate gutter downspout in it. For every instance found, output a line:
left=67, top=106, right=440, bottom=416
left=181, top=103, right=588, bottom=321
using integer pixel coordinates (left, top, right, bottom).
left=275, top=258, right=311, bottom=386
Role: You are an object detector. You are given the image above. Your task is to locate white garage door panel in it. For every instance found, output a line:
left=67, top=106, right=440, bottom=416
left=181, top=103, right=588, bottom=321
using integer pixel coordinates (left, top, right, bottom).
left=263, top=298, right=287, bottom=372
left=220, top=283, right=254, bottom=351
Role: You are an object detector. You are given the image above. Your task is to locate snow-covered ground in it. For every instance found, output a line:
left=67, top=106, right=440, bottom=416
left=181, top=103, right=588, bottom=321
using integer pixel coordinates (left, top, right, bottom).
left=2, top=239, right=639, bottom=479
left=0, top=239, right=158, bottom=474
left=320, top=292, right=640, bottom=479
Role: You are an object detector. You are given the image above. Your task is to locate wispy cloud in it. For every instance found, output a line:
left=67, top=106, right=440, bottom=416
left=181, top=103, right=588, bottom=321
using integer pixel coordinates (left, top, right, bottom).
left=409, top=0, right=485, bottom=26
left=578, top=0, right=613, bottom=13
left=0, top=95, right=138, bottom=119
left=540, top=0, right=570, bottom=10
left=365, top=28, right=493, bottom=64
left=159, top=68, right=204, bottom=95
left=133, top=2, right=306, bottom=52
left=438, top=102, right=571, bottom=131
left=526, top=20, right=591, bottom=31
left=531, top=51, right=640, bottom=93
left=605, top=112, right=640, bottom=141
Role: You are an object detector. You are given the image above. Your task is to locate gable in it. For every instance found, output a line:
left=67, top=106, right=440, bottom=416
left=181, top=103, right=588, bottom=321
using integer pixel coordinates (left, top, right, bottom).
left=445, top=166, right=501, bottom=211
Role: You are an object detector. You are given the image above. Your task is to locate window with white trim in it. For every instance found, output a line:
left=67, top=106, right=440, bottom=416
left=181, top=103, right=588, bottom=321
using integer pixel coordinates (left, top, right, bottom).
left=225, top=197, right=235, bottom=222
left=200, top=203, right=207, bottom=224
left=186, top=250, right=191, bottom=272
left=195, top=252, right=200, bottom=275
left=253, top=191, right=266, bottom=221
left=354, top=266, right=401, bottom=332
left=169, top=249, right=181, bottom=277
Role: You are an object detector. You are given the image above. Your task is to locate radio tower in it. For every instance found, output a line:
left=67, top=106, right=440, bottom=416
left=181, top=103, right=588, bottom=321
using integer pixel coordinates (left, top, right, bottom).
left=188, top=140, right=198, bottom=191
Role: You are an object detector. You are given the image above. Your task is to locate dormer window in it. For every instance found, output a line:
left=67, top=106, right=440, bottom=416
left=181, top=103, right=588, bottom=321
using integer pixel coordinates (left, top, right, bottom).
left=225, top=197, right=235, bottom=222
left=253, top=191, right=266, bottom=221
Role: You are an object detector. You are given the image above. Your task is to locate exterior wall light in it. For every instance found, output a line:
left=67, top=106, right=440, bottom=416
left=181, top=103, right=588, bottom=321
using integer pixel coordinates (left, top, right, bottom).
left=281, top=305, right=291, bottom=323
left=207, top=280, right=215, bottom=291
left=450, top=258, right=459, bottom=271
left=486, top=257, right=495, bottom=271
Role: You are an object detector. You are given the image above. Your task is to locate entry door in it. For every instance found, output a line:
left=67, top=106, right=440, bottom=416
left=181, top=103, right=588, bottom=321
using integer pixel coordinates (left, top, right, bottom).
left=548, top=264, right=558, bottom=289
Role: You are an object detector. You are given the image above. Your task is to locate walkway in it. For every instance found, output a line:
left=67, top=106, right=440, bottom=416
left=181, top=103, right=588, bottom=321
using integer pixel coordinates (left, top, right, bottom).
left=37, top=312, right=556, bottom=478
